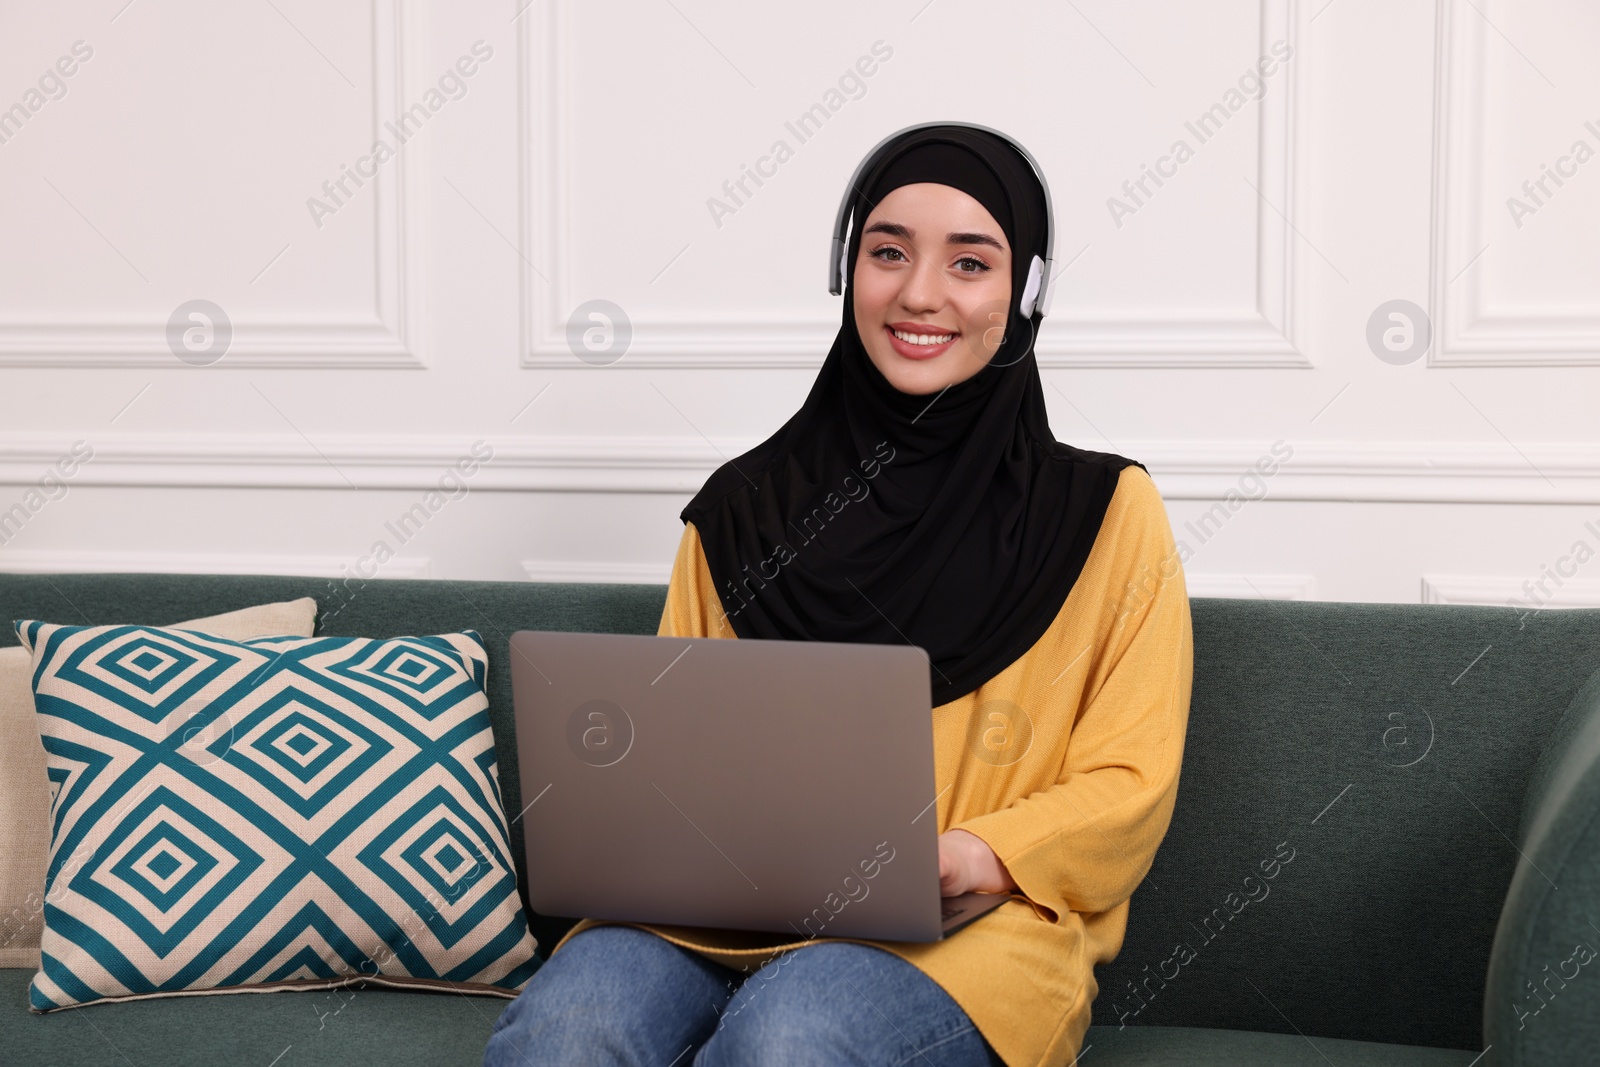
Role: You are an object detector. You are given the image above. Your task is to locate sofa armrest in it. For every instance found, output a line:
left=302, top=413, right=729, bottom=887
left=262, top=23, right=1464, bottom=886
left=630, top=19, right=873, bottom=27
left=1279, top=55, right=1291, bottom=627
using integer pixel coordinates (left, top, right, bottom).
left=1484, top=664, right=1600, bottom=1065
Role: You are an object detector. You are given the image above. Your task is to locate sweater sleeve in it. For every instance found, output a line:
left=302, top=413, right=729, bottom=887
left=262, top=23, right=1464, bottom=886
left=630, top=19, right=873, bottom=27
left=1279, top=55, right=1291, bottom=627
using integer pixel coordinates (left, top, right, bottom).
left=952, top=467, right=1194, bottom=922
left=657, top=521, right=736, bottom=640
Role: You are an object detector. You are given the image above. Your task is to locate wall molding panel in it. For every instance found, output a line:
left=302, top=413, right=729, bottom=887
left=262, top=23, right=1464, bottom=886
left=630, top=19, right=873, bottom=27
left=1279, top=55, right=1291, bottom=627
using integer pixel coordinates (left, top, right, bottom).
left=1428, top=0, right=1600, bottom=367
left=521, top=559, right=669, bottom=584
left=518, top=0, right=1313, bottom=369
left=1421, top=575, right=1600, bottom=609
left=0, top=0, right=428, bottom=369
left=6, top=433, right=1600, bottom=502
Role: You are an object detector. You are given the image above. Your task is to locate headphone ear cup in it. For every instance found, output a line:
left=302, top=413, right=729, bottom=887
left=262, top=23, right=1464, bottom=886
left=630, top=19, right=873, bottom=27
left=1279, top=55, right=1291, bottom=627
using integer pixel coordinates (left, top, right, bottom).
left=1018, top=255, right=1043, bottom=318
left=839, top=242, right=849, bottom=293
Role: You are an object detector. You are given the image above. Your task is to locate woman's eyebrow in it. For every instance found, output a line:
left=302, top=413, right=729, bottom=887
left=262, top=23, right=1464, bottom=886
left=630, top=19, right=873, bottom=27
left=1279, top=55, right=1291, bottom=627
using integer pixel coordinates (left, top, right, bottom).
left=862, top=221, right=1005, bottom=251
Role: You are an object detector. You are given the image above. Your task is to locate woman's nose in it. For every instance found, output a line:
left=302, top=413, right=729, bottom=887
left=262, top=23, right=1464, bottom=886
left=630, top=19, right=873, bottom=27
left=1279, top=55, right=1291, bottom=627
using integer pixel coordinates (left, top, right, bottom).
left=899, top=258, right=944, bottom=313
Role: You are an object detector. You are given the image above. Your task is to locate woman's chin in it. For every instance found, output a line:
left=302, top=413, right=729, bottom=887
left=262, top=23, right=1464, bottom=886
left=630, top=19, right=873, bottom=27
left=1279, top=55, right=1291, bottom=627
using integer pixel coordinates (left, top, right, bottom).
left=873, top=360, right=949, bottom=396
left=869, top=348, right=990, bottom=397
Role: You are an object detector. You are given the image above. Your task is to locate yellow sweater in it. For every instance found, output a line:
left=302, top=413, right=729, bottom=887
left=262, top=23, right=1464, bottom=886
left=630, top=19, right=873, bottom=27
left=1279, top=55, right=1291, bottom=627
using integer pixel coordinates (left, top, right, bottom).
left=547, top=463, right=1194, bottom=1067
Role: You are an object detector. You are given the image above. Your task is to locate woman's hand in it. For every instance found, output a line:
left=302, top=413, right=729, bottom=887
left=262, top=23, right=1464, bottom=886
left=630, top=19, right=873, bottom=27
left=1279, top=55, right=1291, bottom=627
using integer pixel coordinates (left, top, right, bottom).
left=937, top=828, right=1018, bottom=897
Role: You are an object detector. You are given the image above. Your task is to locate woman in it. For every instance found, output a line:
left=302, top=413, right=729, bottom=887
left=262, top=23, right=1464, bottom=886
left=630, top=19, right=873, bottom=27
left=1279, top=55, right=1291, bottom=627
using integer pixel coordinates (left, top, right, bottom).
left=485, top=123, right=1193, bottom=1067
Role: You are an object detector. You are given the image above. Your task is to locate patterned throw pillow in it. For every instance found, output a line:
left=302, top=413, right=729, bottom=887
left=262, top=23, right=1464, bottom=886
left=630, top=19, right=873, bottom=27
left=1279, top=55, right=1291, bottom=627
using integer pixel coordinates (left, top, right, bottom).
left=0, top=597, right=320, bottom=971
left=14, top=620, right=539, bottom=1011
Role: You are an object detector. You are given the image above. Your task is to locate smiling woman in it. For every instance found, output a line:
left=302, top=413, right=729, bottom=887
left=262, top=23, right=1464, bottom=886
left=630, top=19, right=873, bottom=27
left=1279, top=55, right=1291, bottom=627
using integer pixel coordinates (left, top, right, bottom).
left=485, top=123, right=1193, bottom=1067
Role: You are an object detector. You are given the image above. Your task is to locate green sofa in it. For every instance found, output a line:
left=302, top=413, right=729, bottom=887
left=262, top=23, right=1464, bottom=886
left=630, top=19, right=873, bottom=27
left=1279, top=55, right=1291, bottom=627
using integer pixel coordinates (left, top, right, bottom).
left=3, top=572, right=1598, bottom=1066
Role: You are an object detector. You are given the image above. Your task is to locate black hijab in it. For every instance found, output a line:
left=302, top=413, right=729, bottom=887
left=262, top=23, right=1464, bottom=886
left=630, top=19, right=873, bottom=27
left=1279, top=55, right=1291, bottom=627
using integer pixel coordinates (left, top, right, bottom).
left=681, top=124, right=1145, bottom=707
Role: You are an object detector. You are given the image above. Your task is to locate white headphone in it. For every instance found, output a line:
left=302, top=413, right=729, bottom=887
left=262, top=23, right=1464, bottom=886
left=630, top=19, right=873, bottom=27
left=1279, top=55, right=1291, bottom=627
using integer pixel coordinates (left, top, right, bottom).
left=828, top=121, right=1055, bottom=319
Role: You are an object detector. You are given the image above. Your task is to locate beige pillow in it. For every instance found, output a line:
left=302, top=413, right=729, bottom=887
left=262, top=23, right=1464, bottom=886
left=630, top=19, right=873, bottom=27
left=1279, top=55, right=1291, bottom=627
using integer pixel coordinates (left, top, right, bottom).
left=0, top=597, right=318, bottom=968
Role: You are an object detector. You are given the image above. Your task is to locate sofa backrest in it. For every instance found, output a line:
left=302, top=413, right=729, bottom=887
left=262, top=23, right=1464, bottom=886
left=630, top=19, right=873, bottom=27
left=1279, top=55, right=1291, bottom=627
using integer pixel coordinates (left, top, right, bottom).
left=5, top=574, right=1599, bottom=1051
left=1098, top=596, right=1600, bottom=1053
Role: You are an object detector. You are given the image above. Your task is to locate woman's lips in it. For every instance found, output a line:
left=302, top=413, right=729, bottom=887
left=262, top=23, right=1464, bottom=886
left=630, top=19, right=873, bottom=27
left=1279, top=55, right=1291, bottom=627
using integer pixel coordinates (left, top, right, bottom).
left=884, top=325, right=958, bottom=361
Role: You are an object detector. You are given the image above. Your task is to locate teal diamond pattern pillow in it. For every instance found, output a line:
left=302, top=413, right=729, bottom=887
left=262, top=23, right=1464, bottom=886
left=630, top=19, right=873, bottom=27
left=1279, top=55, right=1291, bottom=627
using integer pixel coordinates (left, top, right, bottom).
left=14, top=620, right=540, bottom=1011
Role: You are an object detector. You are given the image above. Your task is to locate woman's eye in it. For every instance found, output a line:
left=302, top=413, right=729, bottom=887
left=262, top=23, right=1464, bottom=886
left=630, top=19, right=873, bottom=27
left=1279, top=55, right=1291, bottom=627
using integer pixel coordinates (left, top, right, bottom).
left=869, top=247, right=907, bottom=263
left=955, top=256, right=990, bottom=274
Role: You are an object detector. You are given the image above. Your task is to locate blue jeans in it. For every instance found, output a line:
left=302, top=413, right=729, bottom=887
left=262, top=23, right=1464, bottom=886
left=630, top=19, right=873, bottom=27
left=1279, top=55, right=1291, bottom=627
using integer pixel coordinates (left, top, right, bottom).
left=483, top=924, right=1007, bottom=1067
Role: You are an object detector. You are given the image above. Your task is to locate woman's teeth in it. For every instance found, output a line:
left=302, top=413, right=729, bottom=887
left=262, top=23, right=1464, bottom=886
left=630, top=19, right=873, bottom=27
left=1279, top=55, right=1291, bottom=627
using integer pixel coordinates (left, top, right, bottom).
left=891, top=328, right=955, bottom=345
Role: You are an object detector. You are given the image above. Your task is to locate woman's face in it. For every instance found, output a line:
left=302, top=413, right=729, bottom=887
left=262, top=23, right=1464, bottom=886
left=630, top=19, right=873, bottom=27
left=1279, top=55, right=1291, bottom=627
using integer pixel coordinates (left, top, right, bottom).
left=851, top=182, right=1014, bottom=397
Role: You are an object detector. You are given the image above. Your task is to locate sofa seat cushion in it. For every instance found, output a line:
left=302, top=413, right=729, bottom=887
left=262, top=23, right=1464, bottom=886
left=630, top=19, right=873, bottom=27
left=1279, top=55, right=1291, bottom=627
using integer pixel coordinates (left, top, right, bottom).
left=0, top=979, right=1493, bottom=1067
left=0, top=967, right=505, bottom=1066
left=1085, top=1024, right=1486, bottom=1065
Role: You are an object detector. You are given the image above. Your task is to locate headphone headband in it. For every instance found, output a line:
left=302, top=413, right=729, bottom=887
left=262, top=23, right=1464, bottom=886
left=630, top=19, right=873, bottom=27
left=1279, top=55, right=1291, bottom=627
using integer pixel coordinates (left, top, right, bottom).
left=827, top=121, right=1056, bottom=318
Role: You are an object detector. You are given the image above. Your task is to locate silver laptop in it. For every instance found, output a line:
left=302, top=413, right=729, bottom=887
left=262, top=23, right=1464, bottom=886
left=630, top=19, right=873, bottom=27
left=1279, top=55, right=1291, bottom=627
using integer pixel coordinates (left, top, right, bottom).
left=507, top=630, right=1013, bottom=943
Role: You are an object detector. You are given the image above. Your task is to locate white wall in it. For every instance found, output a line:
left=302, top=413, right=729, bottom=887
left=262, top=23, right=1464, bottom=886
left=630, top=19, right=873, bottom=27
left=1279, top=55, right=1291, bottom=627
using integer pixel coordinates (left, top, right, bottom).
left=1, top=0, right=1597, bottom=616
